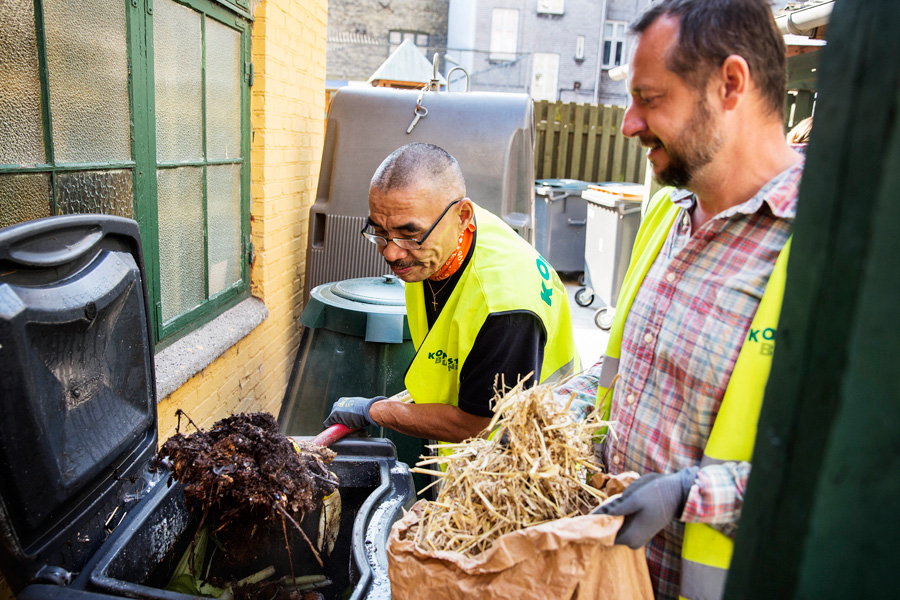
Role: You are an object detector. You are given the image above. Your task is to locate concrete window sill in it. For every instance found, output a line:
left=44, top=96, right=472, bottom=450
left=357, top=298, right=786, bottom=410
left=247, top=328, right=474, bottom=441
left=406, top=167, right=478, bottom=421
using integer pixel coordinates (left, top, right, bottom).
left=154, top=297, right=269, bottom=401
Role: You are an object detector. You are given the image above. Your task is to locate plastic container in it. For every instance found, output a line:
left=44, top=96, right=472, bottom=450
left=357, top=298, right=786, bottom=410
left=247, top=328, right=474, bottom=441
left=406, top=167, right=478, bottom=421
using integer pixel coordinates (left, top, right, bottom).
left=533, top=178, right=592, bottom=275
left=0, top=216, right=414, bottom=599
left=86, top=438, right=414, bottom=600
left=579, top=184, right=644, bottom=329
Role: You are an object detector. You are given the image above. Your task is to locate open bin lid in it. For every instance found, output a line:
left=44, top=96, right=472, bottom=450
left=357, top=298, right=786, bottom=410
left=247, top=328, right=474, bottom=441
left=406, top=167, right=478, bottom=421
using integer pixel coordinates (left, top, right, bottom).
left=0, top=215, right=157, bottom=589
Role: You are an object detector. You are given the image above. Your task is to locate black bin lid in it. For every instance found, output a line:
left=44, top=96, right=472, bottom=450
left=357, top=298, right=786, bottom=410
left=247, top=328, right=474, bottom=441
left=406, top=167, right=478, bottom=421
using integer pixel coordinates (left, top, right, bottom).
left=0, top=215, right=157, bottom=588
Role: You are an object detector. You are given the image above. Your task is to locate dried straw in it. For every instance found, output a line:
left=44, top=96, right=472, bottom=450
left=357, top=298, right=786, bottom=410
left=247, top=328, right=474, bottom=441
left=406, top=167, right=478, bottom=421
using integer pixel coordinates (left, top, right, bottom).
left=409, top=379, right=611, bottom=557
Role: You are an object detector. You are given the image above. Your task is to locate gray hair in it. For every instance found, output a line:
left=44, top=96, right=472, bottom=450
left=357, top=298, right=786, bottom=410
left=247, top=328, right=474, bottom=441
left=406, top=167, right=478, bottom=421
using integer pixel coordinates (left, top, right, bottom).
left=370, top=143, right=466, bottom=197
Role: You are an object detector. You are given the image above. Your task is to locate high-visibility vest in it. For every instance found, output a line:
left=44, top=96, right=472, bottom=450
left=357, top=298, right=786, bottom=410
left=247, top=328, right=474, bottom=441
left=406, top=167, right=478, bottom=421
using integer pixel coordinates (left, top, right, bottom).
left=405, top=203, right=579, bottom=412
left=595, top=188, right=790, bottom=600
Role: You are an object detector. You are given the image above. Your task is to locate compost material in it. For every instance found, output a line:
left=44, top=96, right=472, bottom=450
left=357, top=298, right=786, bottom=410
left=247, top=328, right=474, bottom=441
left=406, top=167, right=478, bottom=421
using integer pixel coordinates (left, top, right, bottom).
left=407, top=381, right=611, bottom=556
left=387, top=381, right=653, bottom=599
left=158, top=412, right=339, bottom=598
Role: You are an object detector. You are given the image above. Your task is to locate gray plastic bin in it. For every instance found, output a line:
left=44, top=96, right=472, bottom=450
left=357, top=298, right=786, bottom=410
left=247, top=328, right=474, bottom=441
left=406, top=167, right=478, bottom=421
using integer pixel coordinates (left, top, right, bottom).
left=533, top=179, right=592, bottom=275
left=578, top=184, right=643, bottom=329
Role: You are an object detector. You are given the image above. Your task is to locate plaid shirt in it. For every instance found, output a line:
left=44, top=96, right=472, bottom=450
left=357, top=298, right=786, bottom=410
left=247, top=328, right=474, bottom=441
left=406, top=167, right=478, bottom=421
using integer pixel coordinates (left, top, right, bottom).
left=557, top=158, right=804, bottom=599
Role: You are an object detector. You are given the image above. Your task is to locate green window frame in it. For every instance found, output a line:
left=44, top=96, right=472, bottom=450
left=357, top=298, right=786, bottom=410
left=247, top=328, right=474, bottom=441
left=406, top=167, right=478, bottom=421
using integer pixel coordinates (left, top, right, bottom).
left=0, top=0, right=252, bottom=348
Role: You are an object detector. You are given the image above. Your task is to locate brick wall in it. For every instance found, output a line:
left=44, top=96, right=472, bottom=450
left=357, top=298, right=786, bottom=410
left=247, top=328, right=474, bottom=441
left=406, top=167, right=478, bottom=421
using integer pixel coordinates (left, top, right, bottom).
left=156, top=0, right=327, bottom=441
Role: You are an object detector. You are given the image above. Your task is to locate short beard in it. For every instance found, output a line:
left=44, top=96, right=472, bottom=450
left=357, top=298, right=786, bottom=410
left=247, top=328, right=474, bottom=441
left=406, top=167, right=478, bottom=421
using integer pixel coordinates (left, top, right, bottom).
left=656, top=97, right=723, bottom=189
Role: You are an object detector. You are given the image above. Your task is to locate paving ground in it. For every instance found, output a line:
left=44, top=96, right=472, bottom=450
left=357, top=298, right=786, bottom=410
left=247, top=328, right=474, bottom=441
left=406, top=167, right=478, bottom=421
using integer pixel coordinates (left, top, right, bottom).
left=560, top=273, right=610, bottom=369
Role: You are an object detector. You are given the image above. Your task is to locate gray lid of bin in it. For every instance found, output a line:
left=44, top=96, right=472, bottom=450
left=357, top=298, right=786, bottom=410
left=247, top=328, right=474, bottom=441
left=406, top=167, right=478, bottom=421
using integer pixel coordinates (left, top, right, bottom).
left=535, top=178, right=595, bottom=192
left=301, top=275, right=411, bottom=344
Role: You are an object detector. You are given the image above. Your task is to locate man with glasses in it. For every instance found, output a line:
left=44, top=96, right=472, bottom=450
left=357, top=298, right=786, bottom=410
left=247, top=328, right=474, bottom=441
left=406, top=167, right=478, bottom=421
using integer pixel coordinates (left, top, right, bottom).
left=323, top=143, right=579, bottom=443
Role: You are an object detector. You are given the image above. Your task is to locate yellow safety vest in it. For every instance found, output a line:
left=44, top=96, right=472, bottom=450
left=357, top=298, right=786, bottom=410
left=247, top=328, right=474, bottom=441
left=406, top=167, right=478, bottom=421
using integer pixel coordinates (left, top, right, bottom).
left=405, top=203, right=579, bottom=411
left=595, top=188, right=790, bottom=600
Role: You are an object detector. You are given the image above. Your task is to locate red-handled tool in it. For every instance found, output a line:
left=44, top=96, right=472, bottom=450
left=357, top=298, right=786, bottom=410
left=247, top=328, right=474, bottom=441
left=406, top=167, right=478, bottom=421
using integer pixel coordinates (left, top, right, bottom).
left=311, top=423, right=355, bottom=446
left=310, top=389, right=413, bottom=447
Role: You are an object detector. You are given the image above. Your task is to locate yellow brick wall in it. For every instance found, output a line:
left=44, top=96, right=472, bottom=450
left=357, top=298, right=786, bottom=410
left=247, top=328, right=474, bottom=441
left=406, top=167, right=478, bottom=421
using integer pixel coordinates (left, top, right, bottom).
left=156, top=0, right=327, bottom=441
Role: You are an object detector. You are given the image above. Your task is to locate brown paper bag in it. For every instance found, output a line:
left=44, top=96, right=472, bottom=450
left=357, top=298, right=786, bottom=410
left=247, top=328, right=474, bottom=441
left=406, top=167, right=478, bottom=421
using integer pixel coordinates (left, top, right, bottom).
left=387, top=500, right=654, bottom=600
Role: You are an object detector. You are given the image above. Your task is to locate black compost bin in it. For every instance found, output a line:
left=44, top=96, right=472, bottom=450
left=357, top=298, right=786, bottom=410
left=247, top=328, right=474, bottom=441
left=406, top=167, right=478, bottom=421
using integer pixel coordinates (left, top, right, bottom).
left=278, top=275, right=432, bottom=493
left=0, top=215, right=414, bottom=600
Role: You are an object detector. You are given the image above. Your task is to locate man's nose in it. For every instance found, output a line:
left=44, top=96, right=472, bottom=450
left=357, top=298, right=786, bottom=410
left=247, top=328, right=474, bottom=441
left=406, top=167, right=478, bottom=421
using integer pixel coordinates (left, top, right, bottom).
left=381, top=241, right=408, bottom=262
left=622, top=102, right=645, bottom=138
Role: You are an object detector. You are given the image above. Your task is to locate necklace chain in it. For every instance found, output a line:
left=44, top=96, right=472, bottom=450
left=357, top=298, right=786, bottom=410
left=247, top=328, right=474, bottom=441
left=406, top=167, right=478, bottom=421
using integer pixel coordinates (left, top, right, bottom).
left=426, top=277, right=453, bottom=311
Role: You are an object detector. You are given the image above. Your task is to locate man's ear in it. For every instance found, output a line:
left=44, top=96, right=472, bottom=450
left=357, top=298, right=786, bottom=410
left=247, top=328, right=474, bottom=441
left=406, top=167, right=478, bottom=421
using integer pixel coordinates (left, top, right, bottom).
left=458, top=197, right=475, bottom=228
left=719, top=55, right=750, bottom=111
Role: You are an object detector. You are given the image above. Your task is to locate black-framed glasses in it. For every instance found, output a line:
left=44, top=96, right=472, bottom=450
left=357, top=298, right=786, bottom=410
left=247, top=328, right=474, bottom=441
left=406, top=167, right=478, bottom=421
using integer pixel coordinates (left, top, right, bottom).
left=361, top=198, right=462, bottom=250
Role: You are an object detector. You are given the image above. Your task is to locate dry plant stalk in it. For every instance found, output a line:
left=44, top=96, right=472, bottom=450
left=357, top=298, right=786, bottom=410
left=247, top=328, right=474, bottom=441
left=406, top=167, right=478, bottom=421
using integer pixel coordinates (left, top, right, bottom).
left=409, top=380, right=611, bottom=557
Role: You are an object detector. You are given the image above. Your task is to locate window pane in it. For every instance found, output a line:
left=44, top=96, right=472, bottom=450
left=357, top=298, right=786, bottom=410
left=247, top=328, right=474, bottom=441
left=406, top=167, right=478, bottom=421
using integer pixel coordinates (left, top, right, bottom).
left=603, top=41, right=611, bottom=66
left=389, top=31, right=401, bottom=44
left=157, top=167, right=204, bottom=323
left=44, top=0, right=130, bottom=163
left=615, top=41, right=623, bottom=66
left=206, top=18, right=242, bottom=161
left=604, top=23, right=613, bottom=37
left=56, top=170, right=134, bottom=218
left=0, top=0, right=45, bottom=166
left=154, top=0, right=202, bottom=164
left=0, top=173, right=50, bottom=228
left=207, top=164, right=241, bottom=295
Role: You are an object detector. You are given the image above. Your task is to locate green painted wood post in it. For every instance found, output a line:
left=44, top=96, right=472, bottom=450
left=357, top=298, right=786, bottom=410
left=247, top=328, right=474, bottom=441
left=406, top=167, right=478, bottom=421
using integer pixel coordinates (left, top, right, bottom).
left=726, top=1, right=900, bottom=598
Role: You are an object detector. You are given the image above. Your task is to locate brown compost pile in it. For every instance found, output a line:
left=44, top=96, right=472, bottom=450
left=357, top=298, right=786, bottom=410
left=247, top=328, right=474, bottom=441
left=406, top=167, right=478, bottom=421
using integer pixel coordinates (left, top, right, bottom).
left=160, top=412, right=339, bottom=532
left=158, top=412, right=339, bottom=598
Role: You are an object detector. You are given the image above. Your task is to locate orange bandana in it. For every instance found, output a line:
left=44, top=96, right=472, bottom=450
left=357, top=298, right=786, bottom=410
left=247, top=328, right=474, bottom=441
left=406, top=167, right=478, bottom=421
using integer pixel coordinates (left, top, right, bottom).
left=429, top=222, right=476, bottom=281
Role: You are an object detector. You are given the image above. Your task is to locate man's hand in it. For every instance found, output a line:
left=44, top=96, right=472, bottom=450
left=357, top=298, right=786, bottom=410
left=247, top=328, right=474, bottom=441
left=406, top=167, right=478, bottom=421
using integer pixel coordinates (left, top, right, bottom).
left=323, top=396, right=386, bottom=430
left=592, top=467, right=699, bottom=549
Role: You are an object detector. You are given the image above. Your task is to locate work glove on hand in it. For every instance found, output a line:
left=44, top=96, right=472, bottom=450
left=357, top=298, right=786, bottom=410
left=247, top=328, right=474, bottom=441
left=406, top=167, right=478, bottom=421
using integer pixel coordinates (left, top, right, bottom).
left=592, top=466, right=699, bottom=549
left=323, top=396, right=386, bottom=430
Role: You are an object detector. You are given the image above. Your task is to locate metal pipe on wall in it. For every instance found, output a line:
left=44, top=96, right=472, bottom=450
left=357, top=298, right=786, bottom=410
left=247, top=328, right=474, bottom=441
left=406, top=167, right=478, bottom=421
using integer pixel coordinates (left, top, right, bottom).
left=592, top=0, right=610, bottom=105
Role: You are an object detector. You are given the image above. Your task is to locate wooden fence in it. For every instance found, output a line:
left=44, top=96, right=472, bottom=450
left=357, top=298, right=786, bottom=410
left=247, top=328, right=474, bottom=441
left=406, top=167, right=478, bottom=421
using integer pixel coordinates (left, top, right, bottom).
left=534, top=100, right=647, bottom=184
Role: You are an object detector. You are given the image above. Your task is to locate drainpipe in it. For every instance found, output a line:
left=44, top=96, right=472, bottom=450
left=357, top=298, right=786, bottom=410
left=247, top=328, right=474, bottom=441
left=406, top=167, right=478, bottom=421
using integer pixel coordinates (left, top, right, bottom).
left=775, top=1, right=834, bottom=35
left=592, top=0, right=610, bottom=104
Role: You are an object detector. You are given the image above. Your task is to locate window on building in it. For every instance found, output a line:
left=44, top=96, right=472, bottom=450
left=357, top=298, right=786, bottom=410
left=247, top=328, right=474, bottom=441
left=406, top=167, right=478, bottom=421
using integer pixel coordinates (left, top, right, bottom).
left=531, top=53, right=559, bottom=102
left=490, top=8, right=519, bottom=62
left=389, top=30, right=430, bottom=55
left=0, top=0, right=252, bottom=347
left=602, top=21, right=628, bottom=69
left=537, top=0, right=564, bottom=15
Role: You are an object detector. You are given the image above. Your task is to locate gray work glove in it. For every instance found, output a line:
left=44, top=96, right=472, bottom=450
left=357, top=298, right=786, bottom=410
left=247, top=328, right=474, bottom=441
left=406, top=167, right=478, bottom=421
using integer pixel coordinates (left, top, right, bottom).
left=323, top=396, right=386, bottom=430
left=592, top=466, right=699, bottom=549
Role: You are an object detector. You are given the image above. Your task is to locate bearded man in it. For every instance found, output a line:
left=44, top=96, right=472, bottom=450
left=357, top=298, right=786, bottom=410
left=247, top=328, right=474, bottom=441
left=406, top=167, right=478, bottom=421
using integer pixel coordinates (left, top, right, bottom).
left=556, top=1, right=805, bottom=598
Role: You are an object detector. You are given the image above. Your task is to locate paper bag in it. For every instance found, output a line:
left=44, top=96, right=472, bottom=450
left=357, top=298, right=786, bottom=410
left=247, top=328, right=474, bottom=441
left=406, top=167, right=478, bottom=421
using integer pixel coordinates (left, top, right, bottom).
left=387, top=500, right=654, bottom=600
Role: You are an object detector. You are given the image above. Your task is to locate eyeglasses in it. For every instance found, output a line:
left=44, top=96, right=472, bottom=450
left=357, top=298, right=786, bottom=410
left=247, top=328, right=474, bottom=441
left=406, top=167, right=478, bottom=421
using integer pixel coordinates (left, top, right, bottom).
left=361, top=199, right=462, bottom=250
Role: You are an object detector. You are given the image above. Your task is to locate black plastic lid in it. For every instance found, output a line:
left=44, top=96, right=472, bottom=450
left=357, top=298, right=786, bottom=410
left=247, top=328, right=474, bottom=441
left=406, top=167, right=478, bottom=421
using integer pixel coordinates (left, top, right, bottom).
left=0, top=215, right=157, bottom=589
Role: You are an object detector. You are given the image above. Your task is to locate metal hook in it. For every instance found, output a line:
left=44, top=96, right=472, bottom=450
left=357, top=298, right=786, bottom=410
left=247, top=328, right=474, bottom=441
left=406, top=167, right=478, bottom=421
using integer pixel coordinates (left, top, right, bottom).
left=447, top=67, right=470, bottom=92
